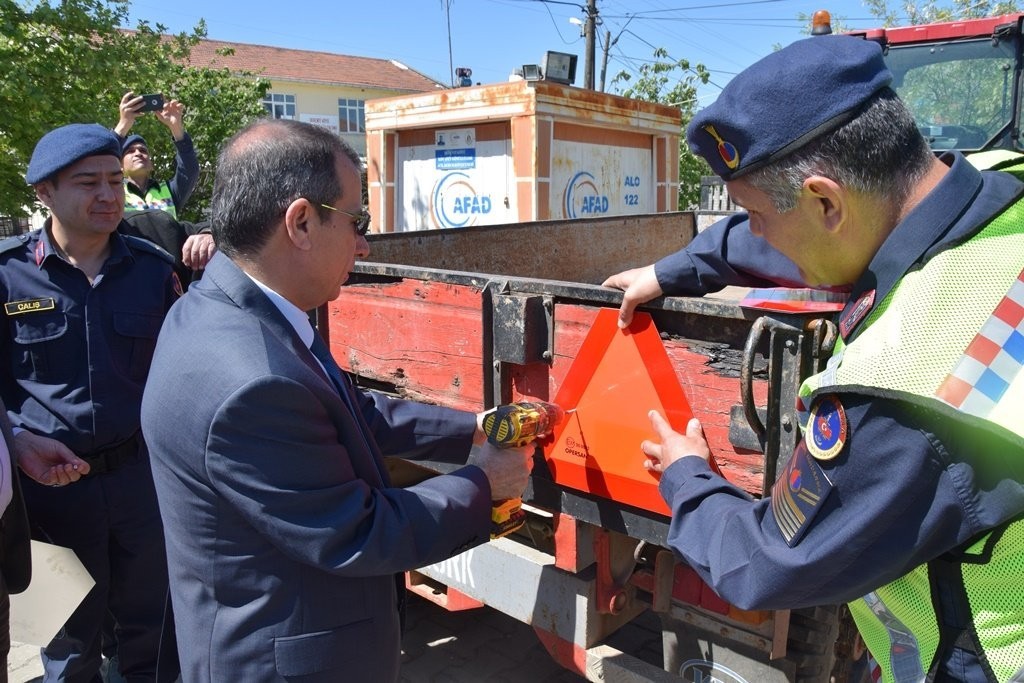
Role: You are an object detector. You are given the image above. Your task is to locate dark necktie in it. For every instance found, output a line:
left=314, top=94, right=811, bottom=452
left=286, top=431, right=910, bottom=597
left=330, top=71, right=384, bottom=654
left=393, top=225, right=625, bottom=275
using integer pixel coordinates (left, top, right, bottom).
left=308, top=332, right=388, bottom=484
left=309, top=332, right=351, bottom=399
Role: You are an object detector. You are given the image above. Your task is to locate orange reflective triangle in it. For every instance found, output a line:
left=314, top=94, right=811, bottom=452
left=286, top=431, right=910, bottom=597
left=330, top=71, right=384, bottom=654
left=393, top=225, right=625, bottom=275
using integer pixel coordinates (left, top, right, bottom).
left=546, top=308, right=695, bottom=515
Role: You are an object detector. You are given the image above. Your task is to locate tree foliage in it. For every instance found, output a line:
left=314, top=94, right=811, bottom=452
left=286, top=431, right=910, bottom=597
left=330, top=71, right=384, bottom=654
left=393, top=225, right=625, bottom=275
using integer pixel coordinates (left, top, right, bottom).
left=799, top=0, right=1019, bottom=32
left=0, top=0, right=270, bottom=220
left=798, top=0, right=1020, bottom=153
left=610, top=48, right=710, bottom=210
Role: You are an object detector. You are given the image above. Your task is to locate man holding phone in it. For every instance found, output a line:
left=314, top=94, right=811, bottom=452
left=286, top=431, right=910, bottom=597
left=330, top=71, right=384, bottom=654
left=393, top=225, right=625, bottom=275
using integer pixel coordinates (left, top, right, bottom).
left=114, top=91, right=199, bottom=219
left=114, top=91, right=216, bottom=283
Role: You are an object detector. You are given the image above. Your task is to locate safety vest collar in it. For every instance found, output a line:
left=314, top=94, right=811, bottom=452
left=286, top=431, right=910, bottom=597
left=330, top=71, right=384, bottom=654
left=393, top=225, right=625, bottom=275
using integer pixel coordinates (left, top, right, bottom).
left=839, top=153, right=1024, bottom=347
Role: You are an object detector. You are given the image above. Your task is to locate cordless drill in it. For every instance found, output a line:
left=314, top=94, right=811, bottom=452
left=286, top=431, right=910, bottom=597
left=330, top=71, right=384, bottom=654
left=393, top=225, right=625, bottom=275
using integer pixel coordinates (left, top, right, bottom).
left=481, top=401, right=570, bottom=538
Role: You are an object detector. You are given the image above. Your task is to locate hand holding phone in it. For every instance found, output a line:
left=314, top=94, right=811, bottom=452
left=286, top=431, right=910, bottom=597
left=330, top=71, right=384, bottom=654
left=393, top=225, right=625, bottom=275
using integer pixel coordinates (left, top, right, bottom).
left=138, top=93, right=165, bottom=113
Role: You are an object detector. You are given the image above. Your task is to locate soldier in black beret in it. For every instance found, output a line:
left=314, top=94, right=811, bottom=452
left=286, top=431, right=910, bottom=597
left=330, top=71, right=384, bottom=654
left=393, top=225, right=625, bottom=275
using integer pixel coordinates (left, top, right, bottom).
left=2, top=123, right=181, bottom=681
left=603, top=35, right=1024, bottom=681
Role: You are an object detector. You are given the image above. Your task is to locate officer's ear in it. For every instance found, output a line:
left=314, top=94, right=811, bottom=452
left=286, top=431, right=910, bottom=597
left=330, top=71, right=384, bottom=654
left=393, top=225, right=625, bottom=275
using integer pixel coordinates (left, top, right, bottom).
left=33, top=180, right=57, bottom=210
left=803, top=175, right=846, bottom=234
left=283, top=197, right=316, bottom=251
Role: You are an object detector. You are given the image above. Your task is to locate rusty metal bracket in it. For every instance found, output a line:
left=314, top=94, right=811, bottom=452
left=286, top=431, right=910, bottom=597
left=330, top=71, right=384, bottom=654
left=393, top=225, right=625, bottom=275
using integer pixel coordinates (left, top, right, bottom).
left=740, top=316, right=769, bottom=446
left=492, top=292, right=554, bottom=365
left=594, top=529, right=629, bottom=615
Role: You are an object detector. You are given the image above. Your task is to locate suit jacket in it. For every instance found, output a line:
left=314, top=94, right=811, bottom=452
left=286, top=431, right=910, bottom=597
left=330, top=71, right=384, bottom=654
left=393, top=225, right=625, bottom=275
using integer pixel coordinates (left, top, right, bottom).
left=141, top=252, right=492, bottom=683
left=0, top=402, right=31, bottom=596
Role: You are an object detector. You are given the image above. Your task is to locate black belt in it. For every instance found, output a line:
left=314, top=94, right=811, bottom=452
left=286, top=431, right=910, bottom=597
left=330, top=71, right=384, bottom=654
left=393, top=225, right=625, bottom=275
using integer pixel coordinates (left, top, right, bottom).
left=80, top=432, right=141, bottom=475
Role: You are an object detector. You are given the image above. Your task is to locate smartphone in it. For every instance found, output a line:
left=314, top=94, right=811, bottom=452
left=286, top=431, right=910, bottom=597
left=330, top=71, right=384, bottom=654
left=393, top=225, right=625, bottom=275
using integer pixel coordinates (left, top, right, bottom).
left=138, top=93, right=165, bottom=113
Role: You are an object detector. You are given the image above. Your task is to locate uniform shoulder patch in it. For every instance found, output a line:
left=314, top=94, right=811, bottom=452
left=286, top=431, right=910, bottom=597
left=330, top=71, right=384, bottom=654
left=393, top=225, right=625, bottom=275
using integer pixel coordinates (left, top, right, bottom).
left=0, top=233, right=30, bottom=257
left=806, top=394, right=848, bottom=461
left=121, top=232, right=174, bottom=265
left=771, top=442, right=834, bottom=547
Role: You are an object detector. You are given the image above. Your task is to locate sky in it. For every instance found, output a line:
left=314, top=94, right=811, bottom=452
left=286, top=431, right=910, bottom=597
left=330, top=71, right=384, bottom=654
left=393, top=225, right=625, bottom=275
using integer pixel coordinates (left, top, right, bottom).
left=124, top=0, right=899, bottom=109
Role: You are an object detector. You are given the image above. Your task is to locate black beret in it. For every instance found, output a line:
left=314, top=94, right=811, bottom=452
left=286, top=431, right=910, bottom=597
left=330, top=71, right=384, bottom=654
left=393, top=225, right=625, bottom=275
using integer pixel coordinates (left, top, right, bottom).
left=26, top=123, right=122, bottom=185
left=687, top=35, right=892, bottom=180
left=122, top=134, right=148, bottom=155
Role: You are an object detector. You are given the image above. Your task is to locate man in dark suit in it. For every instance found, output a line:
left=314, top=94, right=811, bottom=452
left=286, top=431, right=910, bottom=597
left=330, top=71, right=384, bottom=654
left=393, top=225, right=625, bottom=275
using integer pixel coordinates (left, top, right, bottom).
left=140, top=118, right=533, bottom=683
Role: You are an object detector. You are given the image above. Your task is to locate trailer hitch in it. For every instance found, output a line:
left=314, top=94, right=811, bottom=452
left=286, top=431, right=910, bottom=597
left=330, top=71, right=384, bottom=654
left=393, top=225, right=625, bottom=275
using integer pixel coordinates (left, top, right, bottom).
left=739, top=315, right=837, bottom=491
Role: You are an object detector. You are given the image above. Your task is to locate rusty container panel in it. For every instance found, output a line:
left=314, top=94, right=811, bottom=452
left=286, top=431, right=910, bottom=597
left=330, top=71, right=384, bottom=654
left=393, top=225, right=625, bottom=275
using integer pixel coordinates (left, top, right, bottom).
left=365, top=80, right=681, bottom=232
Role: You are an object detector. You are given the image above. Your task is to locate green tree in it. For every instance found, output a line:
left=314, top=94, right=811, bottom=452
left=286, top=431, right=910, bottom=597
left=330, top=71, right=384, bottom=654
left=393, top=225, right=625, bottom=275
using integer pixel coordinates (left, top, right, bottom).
left=0, top=0, right=269, bottom=221
left=610, top=48, right=710, bottom=210
left=798, top=0, right=1020, bottom=152
left=799, top=0, right=1019, bottom=32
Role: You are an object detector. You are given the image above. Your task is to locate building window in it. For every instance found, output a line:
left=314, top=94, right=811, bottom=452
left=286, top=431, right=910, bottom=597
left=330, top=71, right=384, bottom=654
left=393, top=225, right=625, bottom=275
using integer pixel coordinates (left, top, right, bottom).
left=263, top=93, right=296, bottom=119
left=338, top=99, right=365, bottom=133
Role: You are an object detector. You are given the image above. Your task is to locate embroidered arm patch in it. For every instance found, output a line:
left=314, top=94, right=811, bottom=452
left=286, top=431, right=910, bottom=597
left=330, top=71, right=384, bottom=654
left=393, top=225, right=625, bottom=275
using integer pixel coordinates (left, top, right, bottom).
left=771, top=442, right=833, bottom=547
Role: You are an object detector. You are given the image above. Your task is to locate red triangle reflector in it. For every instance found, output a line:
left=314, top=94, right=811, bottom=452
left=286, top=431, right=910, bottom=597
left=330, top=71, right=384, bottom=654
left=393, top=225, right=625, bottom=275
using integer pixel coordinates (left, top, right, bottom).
left=545, top=308, right=698, bottom=515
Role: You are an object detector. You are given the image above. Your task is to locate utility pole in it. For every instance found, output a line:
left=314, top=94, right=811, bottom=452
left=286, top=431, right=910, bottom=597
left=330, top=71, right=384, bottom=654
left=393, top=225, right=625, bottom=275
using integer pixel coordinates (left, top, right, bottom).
left=599, top=15, right=632, bottom=93
left=599, top=29, right=612, bottom=92
left=445, top=0, right=455, bottom=87
left=584, top=0, right=597, bottom=89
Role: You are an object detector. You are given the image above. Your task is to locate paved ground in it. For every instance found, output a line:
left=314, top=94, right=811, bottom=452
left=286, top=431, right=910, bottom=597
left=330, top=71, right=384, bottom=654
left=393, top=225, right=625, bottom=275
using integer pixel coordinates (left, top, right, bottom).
left=7, top=594, right=594, bottom=682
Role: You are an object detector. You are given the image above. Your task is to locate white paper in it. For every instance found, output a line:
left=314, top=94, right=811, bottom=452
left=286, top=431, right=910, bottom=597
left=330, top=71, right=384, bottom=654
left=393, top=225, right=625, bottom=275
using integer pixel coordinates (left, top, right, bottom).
left=10, top=541, right=95, bottom=647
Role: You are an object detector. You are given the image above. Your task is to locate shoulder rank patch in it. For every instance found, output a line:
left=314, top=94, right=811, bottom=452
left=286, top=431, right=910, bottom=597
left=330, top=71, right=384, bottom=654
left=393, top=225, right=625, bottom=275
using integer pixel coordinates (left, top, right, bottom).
left=771, top=442, right=833, bottom=547
left=807, top=395, right=848, bottom=461
left=5, top=297, right=56, bottom=316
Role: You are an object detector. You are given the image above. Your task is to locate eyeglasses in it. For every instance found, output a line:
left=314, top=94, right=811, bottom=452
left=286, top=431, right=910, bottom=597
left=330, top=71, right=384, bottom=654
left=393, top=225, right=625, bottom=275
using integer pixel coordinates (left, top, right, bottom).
left=320, top=203, right=371, bottom=236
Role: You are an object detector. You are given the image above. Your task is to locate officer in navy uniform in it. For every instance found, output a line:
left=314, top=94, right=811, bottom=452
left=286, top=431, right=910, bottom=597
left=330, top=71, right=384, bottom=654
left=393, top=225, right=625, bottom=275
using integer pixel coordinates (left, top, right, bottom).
left=0, top=123, right=180, bottom=682
left=603, top=37, right=1024, bottom=681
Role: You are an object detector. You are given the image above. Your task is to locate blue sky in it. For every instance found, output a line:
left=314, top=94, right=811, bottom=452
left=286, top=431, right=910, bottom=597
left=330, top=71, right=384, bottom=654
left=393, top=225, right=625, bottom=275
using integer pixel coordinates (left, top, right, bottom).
left=125, top=0, right=897, bottom=108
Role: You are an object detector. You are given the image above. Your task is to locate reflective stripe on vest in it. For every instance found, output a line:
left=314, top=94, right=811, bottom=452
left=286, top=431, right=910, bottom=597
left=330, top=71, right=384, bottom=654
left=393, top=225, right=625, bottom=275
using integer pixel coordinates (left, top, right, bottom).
left=797, top=179, right=1024, bottom=682
left=124, top=181, right=176, bottom=219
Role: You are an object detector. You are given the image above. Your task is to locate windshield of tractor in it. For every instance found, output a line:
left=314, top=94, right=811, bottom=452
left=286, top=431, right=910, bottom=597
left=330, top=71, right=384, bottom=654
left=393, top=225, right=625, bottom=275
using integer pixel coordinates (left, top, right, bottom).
left=885, top=36, right=1021, bottom=153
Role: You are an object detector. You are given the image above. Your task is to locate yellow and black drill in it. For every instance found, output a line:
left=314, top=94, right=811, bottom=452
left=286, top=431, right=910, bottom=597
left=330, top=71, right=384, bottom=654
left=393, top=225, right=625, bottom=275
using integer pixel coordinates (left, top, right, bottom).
left=481, top=401, right=570, bottom=539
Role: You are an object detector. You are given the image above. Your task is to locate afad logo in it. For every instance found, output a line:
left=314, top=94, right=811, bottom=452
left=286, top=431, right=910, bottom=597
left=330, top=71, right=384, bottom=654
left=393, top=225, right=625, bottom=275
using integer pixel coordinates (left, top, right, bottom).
left=679, top=660, right=751, bottom=683
left=431, top=172, right=493, bottom=228
left=563, top=171, right=609, bottom=219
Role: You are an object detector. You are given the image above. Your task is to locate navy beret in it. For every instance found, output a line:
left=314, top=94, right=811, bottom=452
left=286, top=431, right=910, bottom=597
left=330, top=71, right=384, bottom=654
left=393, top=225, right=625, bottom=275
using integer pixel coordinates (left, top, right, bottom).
left=26, top=123, right=122, bottom=185
left=122, top=134, right=148, bottom=155
left=687, top=35, right=892, bottom=180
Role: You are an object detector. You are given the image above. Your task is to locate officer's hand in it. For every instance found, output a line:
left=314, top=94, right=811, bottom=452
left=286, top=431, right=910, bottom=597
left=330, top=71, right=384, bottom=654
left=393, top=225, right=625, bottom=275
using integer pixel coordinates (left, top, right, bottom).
left=114, top=91, right=144, bottom=138
left=466, top=442, right=533, bottom=501
left=182, top=233, right=216, bottom=270
left=13, top=431, right=91, bottom=487
left=641, top=412, right=710, bottom=473
left=601, top=264, right=662, bottom=329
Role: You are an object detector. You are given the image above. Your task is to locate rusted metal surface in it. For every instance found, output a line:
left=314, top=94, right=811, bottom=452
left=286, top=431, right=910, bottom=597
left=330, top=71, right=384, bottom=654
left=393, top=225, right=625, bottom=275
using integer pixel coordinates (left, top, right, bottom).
left=361, top=212, right=695, bottom=285
left=366, top=79, right=681, bottom=132
left=329, top=270, right=787, bottom=498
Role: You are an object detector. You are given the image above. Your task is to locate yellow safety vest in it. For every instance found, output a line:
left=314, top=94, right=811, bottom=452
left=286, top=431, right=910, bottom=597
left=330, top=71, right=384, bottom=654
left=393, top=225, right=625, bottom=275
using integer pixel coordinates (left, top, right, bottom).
left=125, top=181, right=176, bottom=219
left=797, top=168, right=1024, bottom=681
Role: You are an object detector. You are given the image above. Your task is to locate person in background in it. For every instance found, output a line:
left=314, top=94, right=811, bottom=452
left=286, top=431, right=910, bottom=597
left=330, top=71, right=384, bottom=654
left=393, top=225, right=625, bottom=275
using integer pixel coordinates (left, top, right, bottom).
left=605, top=36, right=1024, bottom=682
left=114, top=91, right=198, bottom=219
left=115, top=92, right=215, bottom=285
left=140, top=118, right=533, bottom=683
left=1, top=123, right=180, bottom=682
left=0, top=398, right=32, bottom=683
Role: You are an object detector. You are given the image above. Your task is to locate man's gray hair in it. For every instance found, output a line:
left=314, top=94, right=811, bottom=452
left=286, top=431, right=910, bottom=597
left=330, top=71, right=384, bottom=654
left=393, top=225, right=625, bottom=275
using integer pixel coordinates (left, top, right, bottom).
left=746, top=88, right=934, bottom=213
left=211, top=118, right=362, bottom=258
